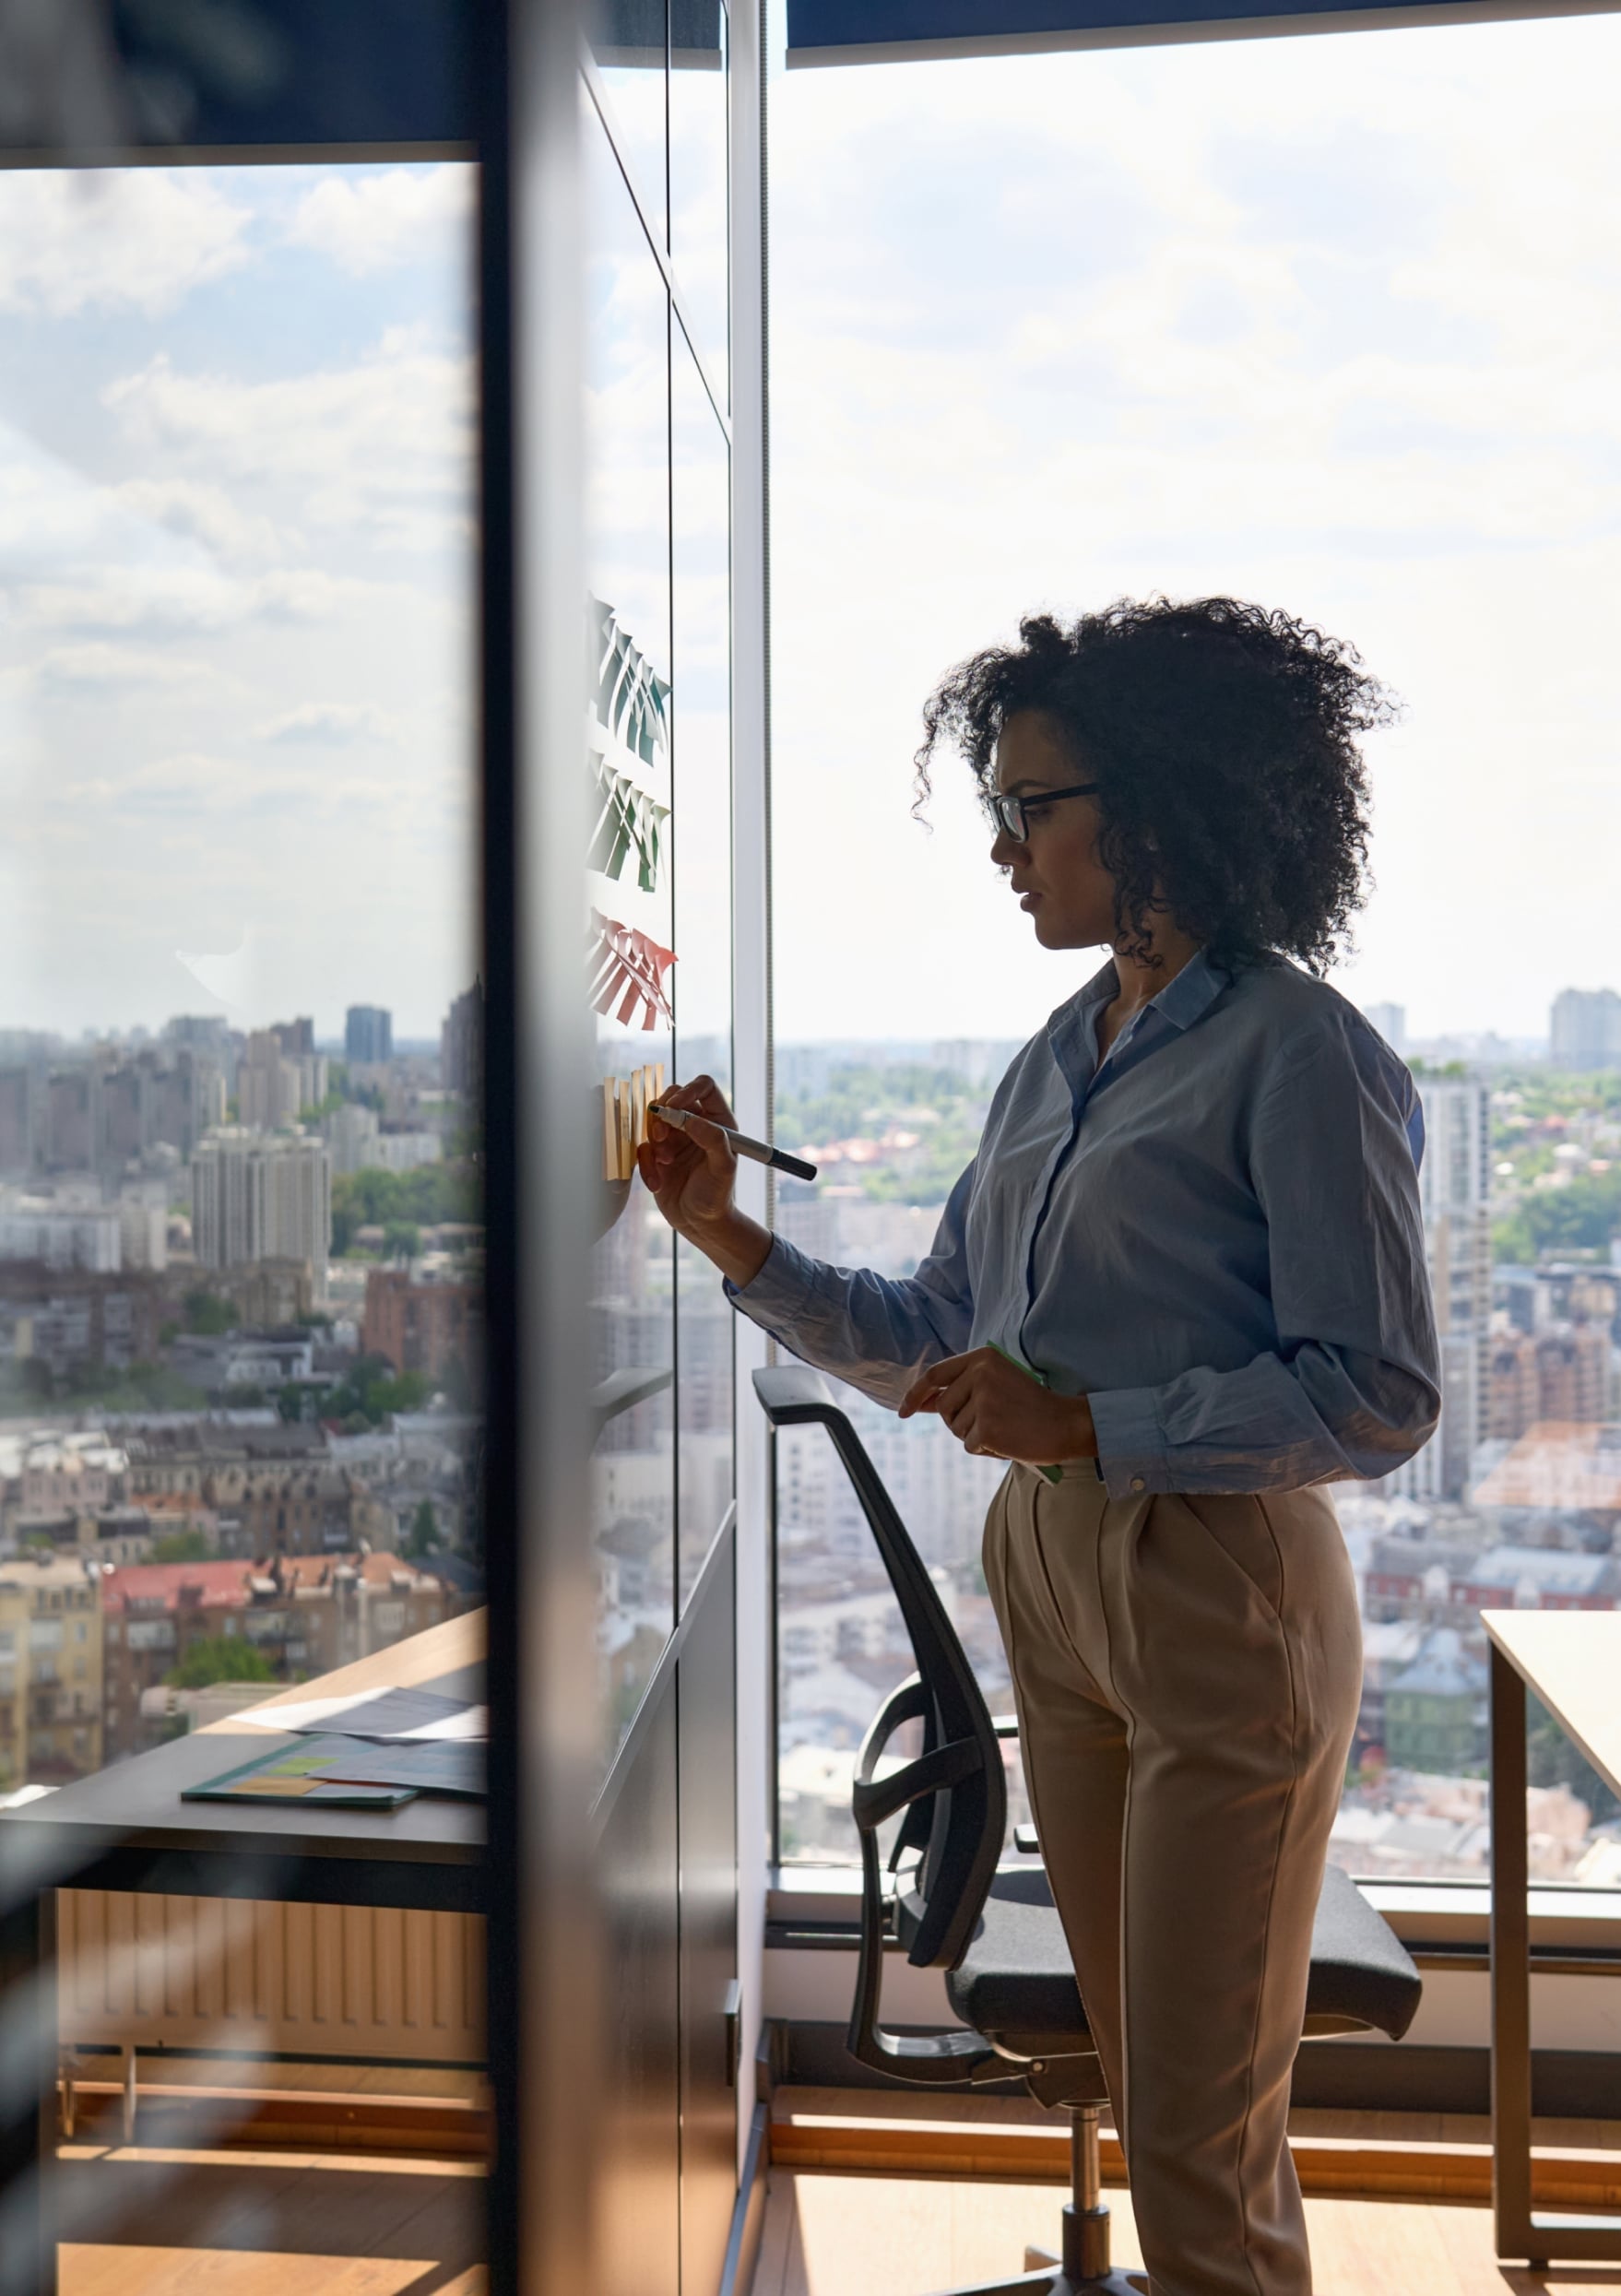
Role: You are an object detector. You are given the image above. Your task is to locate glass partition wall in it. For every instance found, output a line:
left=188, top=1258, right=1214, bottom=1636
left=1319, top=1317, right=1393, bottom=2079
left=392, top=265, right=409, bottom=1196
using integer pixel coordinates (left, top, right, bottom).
left=0, top=8, right=762, bottom=2293
left=769, top=4, right=1621, bottom=1891
left=584, top=4, right=735, bottom=1772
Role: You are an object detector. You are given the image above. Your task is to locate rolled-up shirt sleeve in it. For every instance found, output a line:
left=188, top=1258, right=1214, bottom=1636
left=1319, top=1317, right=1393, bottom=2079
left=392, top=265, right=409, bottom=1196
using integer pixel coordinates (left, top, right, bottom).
left=1087, top=1023, right=1441, bottom=1497
left=725, top=1158, right=978, bottom=1411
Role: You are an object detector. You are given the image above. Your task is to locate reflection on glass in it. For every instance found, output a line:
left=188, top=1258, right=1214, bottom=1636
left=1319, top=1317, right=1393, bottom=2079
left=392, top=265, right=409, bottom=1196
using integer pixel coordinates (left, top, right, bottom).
left=0, top=162, right=480, bottom=1796
left=669, top=0, right=729, bottom=400
left=671, top=340, right=733, bottom=1604
left=585, top=109, right=677, bottom=1769
left=587, top=0, right=669, bottom=249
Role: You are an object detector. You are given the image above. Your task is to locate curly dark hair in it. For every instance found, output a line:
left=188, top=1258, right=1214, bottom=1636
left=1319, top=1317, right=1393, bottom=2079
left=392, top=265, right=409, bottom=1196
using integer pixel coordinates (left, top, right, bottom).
left=916, top=596, right=1397, bottom=974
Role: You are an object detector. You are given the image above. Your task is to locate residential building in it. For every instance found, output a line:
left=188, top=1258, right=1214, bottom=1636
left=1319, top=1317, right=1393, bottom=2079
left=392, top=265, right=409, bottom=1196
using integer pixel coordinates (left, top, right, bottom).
left=238, top=1031, right=327, bottom=1131
left=1551, top=986, right=1621, bottom=1071
left=17, top=1434, right=130, bottom=1521
left=0, top=1066, right=40, bottom=1175
left=0, top=1197, right=121, bottom=1272
left=1489, top=1323, right=1613, bottom=1442
left=1471, top=1420, right=1621, bottom=1541
left=170, top=1328, right=317, bottom=1394
left=191, top=1130, right=331, bottom=1303
left=373, top=1129, right=443, bottom=1174
left=118, top=1178, right=170, bottom=1272
left=0, top=1550, right=103, bottom=1788
left=440, top=981, right=484, bottom=1106
left=1388, top=1075, right=1492, bottom=1499
left=0, top=1263, right=164, bottom=1386
left=345, top=1006, right=393, bottom=1065
left=44, top=1069, right=97, bottom=1170
left=1355, top=1618, right=1423, bottom=1763
left=101, top=1551, right=465, bottom=1761
left=273, top=1019, right=316, bottom=1059
left=1383, top=1627, right=1486, bottom=1773
left=325, top=1101, right=382, bottom=1176
left=362, top=1267, right=483, bottom=1387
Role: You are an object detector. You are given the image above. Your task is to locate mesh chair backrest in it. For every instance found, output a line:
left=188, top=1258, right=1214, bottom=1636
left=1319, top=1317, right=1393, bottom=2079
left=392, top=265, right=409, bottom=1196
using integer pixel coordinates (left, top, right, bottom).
left=753, top=1365, right=1006, bottom=1970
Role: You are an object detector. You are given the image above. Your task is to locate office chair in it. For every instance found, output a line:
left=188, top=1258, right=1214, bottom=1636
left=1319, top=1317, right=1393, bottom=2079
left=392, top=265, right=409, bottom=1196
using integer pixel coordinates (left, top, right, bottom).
left=755, top=1365, right=1423, bottom=2296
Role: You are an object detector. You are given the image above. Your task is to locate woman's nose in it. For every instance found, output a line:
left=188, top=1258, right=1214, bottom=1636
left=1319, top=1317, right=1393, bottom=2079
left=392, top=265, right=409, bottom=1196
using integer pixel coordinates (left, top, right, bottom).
left=989, top=825, right=1024, bottom=869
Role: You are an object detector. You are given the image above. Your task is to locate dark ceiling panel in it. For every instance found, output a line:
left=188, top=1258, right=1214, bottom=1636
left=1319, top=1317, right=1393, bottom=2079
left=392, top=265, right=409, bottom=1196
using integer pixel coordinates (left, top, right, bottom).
left=787, top=0, right=1580, bottom=57
left=1, top=0, right=473, bottom=160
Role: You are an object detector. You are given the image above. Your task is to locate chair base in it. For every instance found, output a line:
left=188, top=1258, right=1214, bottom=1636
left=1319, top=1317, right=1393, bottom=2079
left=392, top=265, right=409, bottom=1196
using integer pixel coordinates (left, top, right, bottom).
left=914, top=2107, right=1151, bottom=2296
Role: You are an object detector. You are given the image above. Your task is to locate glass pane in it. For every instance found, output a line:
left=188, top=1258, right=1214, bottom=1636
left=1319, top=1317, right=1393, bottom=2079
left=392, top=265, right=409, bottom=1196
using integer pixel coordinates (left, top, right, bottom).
left=669, top=0, right=729, bottom=402
left=0, top=160, right=479, bottom=1802
left=588, top=0, right=669, bottom=251
left=584, top=107, right=676, bottom=1769
left=0, top=152, right=481, bottom=2287
left=769, top=11, right=1621, bottom=1883
left=671, top=339, right=734, bottom=1605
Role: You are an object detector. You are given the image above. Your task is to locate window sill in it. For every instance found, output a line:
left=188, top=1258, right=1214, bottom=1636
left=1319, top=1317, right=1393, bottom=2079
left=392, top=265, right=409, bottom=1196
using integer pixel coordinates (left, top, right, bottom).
left=767, top=1864, right=1621, bottom=1963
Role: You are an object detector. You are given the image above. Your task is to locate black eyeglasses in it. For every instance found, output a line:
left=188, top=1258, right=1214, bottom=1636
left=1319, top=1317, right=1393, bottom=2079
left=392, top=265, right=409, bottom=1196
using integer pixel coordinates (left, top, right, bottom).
left=986, top=782, right=1100, bottom=843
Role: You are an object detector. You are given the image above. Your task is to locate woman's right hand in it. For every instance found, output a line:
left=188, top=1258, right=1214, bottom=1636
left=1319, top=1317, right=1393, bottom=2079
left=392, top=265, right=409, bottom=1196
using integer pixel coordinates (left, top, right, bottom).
left=639, top=1072, right=741, bottom=1243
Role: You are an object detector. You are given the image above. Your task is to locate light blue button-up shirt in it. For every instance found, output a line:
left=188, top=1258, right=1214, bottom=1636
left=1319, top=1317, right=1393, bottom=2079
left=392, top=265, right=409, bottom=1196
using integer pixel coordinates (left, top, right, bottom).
left=730, top=952, right=1441, bottom=1497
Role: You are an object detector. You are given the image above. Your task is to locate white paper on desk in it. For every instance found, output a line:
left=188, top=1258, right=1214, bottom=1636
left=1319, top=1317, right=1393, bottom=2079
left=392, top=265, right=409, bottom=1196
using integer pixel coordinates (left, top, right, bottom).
left=393, top=1706, right=488, bottom=1742
left=238, top=1688, right=397, bottom=1731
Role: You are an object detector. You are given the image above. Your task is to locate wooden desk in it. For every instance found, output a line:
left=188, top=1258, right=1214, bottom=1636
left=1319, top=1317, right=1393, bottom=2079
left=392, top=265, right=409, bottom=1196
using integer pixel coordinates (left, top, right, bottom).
left=0, top=1610, right=487, bottom=2296
left=1484, top=1608, right=1621, bottom=2266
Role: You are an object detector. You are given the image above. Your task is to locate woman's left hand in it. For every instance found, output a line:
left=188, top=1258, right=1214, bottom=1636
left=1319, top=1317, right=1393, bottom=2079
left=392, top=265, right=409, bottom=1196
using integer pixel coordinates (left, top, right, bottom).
left=898, top=1347, right=1097, bottom=1465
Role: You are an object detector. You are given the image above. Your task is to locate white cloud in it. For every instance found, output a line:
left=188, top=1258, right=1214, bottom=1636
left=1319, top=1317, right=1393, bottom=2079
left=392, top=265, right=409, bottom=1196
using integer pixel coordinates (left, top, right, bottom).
left=258, top=701, right=392, bottom=744
left=36, top=643, right=196, bottom=692
left=287, top=167, right=474, bottom=277
left=0, top=171, right=252, bottom=316
left=102, top=335, right=476, bottom=551
left=113, top=478, right=285, bottom=567
left=18, top=564, right=377, bottom=639
left=765, top=10, right=1621, bottom=1043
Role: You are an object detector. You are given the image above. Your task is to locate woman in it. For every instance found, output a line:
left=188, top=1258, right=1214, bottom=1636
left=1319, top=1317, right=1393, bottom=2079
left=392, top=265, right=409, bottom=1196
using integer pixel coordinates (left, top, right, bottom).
left=642, top=596, right=1440, bottom=2296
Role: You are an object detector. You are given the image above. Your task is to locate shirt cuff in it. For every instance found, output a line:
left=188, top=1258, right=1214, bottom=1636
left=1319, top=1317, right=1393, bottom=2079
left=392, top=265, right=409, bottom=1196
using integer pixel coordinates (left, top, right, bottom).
left=1087, top=1384, right=1172, bottom=1500
left=722, top=1232, right=816, bottom=1331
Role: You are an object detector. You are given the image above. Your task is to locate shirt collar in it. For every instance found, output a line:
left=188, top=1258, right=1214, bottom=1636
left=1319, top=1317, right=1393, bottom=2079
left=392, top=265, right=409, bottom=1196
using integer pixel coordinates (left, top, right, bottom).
left=1047, top=947, right=1231, bottom=1103
left=1066, top=947, right=1229, bottom=1034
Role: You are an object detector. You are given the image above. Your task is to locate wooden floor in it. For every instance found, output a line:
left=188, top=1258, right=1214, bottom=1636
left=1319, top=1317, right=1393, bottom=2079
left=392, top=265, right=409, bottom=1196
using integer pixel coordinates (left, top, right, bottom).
left=51, top=2127, right=1621, bottom=2295
left=756, top=2168, right=1621, bottom=2296
left=56, top=2143, right=486, bottom=2296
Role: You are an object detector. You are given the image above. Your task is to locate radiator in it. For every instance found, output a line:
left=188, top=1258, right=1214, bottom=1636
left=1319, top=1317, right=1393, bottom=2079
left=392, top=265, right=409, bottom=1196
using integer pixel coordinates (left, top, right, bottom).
left=57, top=1889, right=487, bottom=2066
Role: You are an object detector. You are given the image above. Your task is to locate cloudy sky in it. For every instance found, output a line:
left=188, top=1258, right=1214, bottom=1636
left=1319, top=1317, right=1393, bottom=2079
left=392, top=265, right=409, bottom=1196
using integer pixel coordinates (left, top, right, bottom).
left=4, top=9, right=1619, bottom=1055
left=767, top=7, right=1621, bottom=1048
left=0, top=161, right=476, bottom=1042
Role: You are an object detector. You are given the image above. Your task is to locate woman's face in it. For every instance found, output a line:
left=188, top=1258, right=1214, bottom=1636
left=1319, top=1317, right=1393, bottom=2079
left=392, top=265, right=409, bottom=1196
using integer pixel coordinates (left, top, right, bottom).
left=989, top=709, right=1119, bottom=952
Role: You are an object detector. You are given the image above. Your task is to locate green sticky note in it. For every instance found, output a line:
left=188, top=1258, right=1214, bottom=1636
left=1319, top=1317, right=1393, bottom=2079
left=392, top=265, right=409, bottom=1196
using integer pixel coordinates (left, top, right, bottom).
left=987, top=1343, right=1064, bottom=1484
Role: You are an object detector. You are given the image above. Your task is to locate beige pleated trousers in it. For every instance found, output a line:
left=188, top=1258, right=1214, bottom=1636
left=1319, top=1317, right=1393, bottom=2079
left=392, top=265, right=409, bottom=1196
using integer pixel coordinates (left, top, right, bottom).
left=982, top=1462, right=1362, bottom=2296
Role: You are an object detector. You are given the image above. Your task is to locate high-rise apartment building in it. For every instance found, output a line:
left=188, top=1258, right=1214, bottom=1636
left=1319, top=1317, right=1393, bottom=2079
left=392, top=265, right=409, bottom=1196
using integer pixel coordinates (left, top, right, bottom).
left=345, top=1006, right=393, bottom=1066
left=191, top=1130, right=331, bottom=1302
left=273, top=1018, right=316, bottom=1059
left=237, top=1032, right=328, bottom=1131
left=1387, top=1074, right=1492, bottom=1499
left=324, top=1101, right=383, bottom=1176
left=441, top=982, right=484, bottom=1106
left=1551, top=987, right=1621, bottom=1071
left=1361, top=1002, right=1406, bottom=1056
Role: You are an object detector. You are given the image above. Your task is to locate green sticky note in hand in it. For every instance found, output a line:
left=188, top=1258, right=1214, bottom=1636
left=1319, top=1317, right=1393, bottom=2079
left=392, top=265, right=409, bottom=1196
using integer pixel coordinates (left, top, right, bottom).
left=988, top=1343, right=1065, bottom=1485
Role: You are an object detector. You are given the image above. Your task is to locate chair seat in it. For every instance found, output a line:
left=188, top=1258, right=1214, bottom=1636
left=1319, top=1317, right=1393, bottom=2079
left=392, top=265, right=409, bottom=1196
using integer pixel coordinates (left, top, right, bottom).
left=943, top=1862, right=1421, bottom=2047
